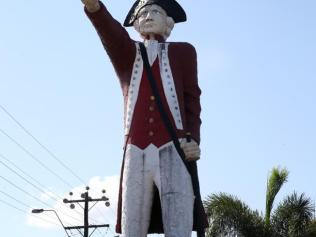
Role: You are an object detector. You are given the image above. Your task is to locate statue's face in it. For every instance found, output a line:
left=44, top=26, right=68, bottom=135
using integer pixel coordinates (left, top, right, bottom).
left=137, top=4, right=168, bottom=37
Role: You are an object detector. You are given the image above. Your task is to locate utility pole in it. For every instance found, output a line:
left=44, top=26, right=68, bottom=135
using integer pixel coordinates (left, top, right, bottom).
left=33, top=187, right=113, bottom=237
left=63, top=187, right=110, bottom=237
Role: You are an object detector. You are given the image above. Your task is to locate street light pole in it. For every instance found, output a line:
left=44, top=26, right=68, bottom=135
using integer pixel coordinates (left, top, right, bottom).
left=32, top=209, right=71, bottom=237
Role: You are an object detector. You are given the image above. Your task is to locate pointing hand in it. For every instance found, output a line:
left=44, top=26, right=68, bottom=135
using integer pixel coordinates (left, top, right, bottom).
left=81, top=0, right=100, bottom=13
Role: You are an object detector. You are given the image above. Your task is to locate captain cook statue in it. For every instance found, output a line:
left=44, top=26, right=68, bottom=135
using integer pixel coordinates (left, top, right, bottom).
left=81, top=0, right=208, bottom=236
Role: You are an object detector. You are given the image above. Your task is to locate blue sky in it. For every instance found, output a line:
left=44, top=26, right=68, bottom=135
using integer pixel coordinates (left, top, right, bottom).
left=0, top=0, right=315, bottom=237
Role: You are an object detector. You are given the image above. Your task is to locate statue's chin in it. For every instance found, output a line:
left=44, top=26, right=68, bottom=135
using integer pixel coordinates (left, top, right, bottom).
left=140, top=29, right=156, bottom=35
left=139, top=25, right=164, bottom=37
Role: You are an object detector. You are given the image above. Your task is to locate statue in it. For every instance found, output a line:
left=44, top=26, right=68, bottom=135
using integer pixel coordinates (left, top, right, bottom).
left=81, top=0, right=208, bottom=236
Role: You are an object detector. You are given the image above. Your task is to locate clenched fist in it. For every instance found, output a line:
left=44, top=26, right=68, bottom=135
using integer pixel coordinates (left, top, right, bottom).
left=81, top=0, right=100, bottom=13
left=180, top=139, right=201, bottom=161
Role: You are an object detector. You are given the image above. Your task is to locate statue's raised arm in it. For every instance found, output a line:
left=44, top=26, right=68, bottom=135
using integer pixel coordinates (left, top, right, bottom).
left=82, top=0, right=136, bottom=82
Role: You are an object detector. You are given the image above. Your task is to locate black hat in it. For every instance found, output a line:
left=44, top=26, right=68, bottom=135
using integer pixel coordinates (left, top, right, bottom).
left=123, top=0, right=186, bottom=27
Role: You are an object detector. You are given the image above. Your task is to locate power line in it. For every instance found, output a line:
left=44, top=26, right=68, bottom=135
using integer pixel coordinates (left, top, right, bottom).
left=0, top=154, right=59, bottom=202
left=0, top=152, right=95, bottom=225
left=0, top=197, right=60, bottom=227
left=93, top=202, right=116, bottom=236
left=0, top=175, right=54, bottom=207
left=0, top=128, right=73, bottom=188
left=0, top=189, right=67, bottom=225
left=0, top=175, right=82, bottom=225
left=0, top=144, right=115, bottom=234
left=0, top=152, right=100, bottom=225
left=0, top=152, right=55, bottom=196
left=0, top=104, right=86, bottom=185
left=0, top=189, right=32, bottom=208
left=0, top=106, right=116, bottom=234
left=0, top=196, right=27, bottom=213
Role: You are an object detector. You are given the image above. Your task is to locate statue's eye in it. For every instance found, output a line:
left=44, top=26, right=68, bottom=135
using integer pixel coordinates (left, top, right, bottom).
left=139, top=10, right=148, bottom=17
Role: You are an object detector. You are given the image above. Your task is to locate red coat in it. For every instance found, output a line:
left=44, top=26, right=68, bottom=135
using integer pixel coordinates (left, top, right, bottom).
left=85, top=2, right=208, bottom=234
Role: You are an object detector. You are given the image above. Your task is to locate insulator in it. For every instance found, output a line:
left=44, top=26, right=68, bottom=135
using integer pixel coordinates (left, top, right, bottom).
left=102, top=189, right=106, bottom=193
left=70, top=204, right=75, bottom=209
left=69, top=192, right=73, bottom=196
left=63, top=198, right=68, bottom=203
left=105, top=202, right=110, bottom=207
left=86, top=186, right=90, bottom=191
left=81, top=193, right=85, bottom=198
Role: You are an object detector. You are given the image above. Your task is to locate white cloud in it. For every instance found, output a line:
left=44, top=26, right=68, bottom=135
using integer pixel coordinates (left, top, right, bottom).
left=27, top=176, right=119, bottom=233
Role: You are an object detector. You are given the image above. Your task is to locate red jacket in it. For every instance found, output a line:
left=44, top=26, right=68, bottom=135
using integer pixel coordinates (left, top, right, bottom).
left=85, top=2, right=208, bottom=234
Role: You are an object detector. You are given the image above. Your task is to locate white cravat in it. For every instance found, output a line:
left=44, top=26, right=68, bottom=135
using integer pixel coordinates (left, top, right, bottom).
left=144, top=39, right=158, bottom=66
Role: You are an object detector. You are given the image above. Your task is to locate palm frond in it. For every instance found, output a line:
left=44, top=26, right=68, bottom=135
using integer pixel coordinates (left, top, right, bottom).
left=204, top=193, right=266, bottom=237
left=265, top=167, right=289, bottom=228
left=271, top=192, right=314, bottom=237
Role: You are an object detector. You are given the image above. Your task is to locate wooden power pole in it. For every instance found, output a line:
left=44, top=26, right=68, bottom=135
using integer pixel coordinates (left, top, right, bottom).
left=63, top=187, right=110, bottom=237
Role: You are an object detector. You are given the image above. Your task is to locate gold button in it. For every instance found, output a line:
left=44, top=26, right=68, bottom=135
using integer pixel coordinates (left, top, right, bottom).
left=150, top=96, right=155, bottom=101
left=149, top=118, right=154, bottom=123
left=148, top=131, right=154, bottom=136
left=149, top=106, right=154, bottom=111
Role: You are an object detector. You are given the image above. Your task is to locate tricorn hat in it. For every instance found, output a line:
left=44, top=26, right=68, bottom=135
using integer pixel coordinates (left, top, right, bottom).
left=123, top=0, right=187, bottom=27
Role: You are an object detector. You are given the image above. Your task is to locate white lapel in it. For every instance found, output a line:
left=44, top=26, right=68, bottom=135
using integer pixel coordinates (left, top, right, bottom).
left=124, top=43, right=143, bottom=135
left=158, top=43, right=183, bottom=130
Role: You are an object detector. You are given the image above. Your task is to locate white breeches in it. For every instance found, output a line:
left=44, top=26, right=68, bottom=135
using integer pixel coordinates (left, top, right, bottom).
left=121, top=142, right=195, bottom=237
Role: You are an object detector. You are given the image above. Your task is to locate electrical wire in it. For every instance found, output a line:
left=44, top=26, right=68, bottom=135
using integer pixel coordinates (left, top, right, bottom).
left=0, top=152, right=57, bottom=197
left=0, top=106, right=116, bottom=234
left=0, top=189, right=68, bottom=225
left=0, top=107, right=103, bottom=224
left=93, top=203, right=116, bottom=236
left=0, top=175, right=82, bottom=225
left=0, top=128, right=73, bottom=188
left=0, top=104, right=86, bottom=185
left=0, top=152, right=91, bottom=224
left=0, top=197, right=60, bottom=227
left=0, top=153, right=105, bottom=229
left=0, top=155, right=59, bottom=202
left=0, top=189, right=32, bottom=208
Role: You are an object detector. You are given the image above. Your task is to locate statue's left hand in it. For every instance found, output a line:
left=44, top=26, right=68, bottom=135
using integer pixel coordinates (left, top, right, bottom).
left=180, top=139, right=201, bottom=161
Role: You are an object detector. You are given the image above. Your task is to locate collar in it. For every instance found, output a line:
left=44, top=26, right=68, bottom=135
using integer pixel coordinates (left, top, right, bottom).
left=143, top=34, right=166, bottom=42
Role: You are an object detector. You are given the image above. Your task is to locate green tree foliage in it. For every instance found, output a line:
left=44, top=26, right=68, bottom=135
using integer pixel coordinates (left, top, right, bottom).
left=305, top=220, right=316, bottom=237
left=265, top=167, right=289, bottom=228
left=204, top=193, right=266, bottom=237
left=204, top=167, right=315, bottom=237
left=271, top=192, right=314, bottom=237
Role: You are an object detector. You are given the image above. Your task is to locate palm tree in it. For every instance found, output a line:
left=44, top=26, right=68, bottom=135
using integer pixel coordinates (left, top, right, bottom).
left=204, top=167, right=315, bottom=237
left=271, top=192, right=315, bottom=237
left=204, top=193, right=266, bottom=237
